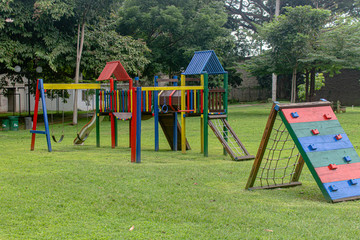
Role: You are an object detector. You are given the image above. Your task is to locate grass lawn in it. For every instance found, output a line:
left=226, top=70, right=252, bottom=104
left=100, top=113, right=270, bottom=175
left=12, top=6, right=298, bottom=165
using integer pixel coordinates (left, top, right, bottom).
left=1, top=103, right=360, bottom=239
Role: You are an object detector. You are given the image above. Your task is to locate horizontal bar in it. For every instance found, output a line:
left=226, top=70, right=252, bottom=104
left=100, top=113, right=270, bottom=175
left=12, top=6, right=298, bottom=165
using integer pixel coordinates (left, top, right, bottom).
left=142, top=86, right=204, bottom=91
left=248, top=182, right=302, bottom=190
left=157, top=79, right=178, bottom=83
left=276, top=101, right=331, bottom=110
left=43, top=83, right=101, bottom=90
left=30, top=130, right=46, bottom=134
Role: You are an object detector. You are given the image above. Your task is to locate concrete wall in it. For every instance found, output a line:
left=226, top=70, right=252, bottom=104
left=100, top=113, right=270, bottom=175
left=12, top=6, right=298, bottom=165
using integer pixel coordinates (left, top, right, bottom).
left=315, top=69, right=360, bottom=106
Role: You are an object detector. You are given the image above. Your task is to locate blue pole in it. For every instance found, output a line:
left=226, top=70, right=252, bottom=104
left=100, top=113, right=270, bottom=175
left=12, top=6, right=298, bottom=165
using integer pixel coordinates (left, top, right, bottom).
left=39, top=79, right=52, bottom=152
left=154, top=76, right=159, bottom=151
left=173, top=76, right=178, bottom=151
left=136, top=87, right=142, bottom=163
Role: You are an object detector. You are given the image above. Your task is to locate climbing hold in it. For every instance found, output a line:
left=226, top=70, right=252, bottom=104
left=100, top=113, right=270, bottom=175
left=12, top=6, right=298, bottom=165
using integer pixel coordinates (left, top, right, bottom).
left=349, top=179, right=358, bottom=185
left=291, top=112, right=299, bottom=118
left=309, top=144, right=317, bottom=151
left=344, top=156, right=352, bottom=162
left=335, top=134, right=342, bottom=140
left=311, top=129, right=319, bottom=135
left=323, top=113, right=332, bottom=120
left=328, top=164, right=338, bottom=170
left=329, top=185, right=338, bottom=192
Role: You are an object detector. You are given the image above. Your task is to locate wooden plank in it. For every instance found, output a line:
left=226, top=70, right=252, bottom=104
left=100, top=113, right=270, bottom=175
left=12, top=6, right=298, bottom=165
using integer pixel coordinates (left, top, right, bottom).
left=208, top=119, right=237, bottom=159
left=307, top=148, right=360, bottom=168
left=158, top=114, right=190, bottom=151
left=246, top=104, right=278, bottom=189
left=315, top=162, right=360, bottom=183
left=156, top=79, right=178, bottom=83
left=291, top=156, right=305, bottom=182
left=323, top=178, right=360, bottom=201
left=282, top=106, right=337, bottom=124
left=276, top=101, right=331, bottom=109
left=289, top=120, right=344, bottom=138
left=43, top=83, right=101, bottom=90
left=298, top=133, right=353, bottom=153
left=223, top=118, right=253, bottom=158
left=249, top=182, right=302, bottom=190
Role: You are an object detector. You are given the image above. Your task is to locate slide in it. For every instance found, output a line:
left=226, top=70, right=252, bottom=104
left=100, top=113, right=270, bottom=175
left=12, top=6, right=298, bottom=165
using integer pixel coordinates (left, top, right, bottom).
left=159, top=114, right=191, bottom=151
left=74, top=112, right=104, bottom=145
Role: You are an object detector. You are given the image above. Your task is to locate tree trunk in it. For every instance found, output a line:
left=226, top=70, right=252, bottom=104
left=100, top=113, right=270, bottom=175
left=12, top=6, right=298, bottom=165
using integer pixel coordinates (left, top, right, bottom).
left=291, top=67, right=297, bottom=103
left=309, top=67, right=315, bottom=102
left=73, top=21, right=86, bottom=125
left=271, top=0, right=280, bottom=102
left=305, top=69, right=309, bottom=102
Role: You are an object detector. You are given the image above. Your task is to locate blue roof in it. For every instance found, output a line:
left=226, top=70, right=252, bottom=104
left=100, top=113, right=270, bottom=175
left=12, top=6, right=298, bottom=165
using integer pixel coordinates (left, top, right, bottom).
left=183, top=50, right=226, bottom=75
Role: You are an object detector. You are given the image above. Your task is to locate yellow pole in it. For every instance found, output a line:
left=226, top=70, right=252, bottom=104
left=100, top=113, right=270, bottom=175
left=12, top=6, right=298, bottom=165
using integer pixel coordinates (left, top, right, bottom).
left=194, top=90, right=197, bottom=113
left=145, top=90, right=149, bottom=112
left=181, top=74, right=186, bottom=153
left=117, top=90, right=120, bottom=112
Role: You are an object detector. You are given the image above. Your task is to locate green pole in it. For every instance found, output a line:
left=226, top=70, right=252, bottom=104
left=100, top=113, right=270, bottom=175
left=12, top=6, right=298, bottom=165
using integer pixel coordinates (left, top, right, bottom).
left=203, top=72, right=209, bottom=157
left=96, top=89, right=100, bottom=147
left=114, top=83, right=118, bottom=147
left=223, top=72, right=228, bottom=155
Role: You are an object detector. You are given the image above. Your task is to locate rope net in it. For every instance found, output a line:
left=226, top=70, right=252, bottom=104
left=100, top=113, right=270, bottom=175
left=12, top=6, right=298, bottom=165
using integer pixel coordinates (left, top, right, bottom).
left=211, top=118, right=247, bottom=157
left=254, top=114, right=302, bottom=187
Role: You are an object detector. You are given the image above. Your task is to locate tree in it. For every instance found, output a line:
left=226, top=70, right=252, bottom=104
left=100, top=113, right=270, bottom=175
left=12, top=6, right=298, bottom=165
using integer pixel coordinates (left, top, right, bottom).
left=1, top=0, right=149, bottom=122
left=254, top=6, right=331, bottom=102
left=115, top=0, right=239, bottom=85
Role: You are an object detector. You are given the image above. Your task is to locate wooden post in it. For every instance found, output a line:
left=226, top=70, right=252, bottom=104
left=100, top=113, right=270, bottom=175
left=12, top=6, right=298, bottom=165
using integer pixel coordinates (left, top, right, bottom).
left=203, top=72, right=209, bottom=157
left=245, top=103, right=277, bottom=189
left=223, top=72, right=228, bottom=156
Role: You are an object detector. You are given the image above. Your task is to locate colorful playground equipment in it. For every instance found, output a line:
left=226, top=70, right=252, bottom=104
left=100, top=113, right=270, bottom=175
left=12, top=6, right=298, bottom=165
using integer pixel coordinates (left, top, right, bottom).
left=246, top=100, right=360, bottom=203
left=30, top=50, right=254, bottom=163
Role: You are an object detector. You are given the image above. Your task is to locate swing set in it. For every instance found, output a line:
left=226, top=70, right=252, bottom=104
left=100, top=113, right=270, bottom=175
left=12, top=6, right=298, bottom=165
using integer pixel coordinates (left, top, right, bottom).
left=30, top=80, right=101, bottom=152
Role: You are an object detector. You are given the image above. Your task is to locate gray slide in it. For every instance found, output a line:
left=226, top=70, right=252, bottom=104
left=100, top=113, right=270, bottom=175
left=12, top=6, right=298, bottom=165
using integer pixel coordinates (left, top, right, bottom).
left=74, top=112, right=104, bottom=145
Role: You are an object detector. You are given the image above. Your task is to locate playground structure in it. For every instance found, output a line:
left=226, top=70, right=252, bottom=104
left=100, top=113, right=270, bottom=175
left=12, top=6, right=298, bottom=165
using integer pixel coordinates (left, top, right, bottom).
left=246, top=100, right=360, bottom=203
left=30, top=50, right=254, bottom=163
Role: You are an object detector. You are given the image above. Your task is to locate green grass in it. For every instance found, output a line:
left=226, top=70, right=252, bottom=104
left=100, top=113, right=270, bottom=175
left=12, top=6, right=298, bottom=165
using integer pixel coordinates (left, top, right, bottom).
left=1, top=103, right=360, bottom=239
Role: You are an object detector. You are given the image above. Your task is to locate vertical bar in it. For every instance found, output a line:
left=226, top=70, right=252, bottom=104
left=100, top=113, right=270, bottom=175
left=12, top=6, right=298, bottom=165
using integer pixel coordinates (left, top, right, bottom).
left=136, top=87, right=142, bottom=163
left=245, top=104, right=278, bottom=189
left=203, top=73, right=209, bottom=157
left=122, top=90, right=125, bottom=112
left=96, top=89, right=100, bottom=147
left=154, top=76, right=159, bottom=151
left=114, top=82, right=118, bottom=147
left=223, top=72, right=228, bottom=155
left=181, top=74, right=186, bottom=153
left=38, top=79, right=52, bottom=152
left=131, top=86, right=137, bottom=162
left=128, top=79, right=133, bottom=148
left=194, top=90, right=197, bottom=113
left=173, top=76, right=178, bottom=151
left=30, top=79, right=40, bottom=151
left=200, top=114, right=204, bottom=153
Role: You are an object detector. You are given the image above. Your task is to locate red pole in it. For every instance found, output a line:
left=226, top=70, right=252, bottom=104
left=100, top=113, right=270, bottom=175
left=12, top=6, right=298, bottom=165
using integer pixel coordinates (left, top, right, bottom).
left=30, top=79, right=40, bottom=151
left=110, top=78, right=116, bottom=148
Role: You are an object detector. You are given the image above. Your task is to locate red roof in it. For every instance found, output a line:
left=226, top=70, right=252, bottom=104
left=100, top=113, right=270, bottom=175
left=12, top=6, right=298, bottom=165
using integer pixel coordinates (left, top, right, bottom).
left=97, top=61, right=132, bottom=81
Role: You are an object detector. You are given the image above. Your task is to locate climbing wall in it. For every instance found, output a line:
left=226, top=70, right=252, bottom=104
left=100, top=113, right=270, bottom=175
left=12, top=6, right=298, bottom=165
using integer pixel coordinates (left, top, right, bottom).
left=280, top=104, right=360, bottom=202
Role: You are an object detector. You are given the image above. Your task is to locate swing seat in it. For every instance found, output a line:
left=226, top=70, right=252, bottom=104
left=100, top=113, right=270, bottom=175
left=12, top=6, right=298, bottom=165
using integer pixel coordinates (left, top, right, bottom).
left=52, top=134, right=64, bottom=143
